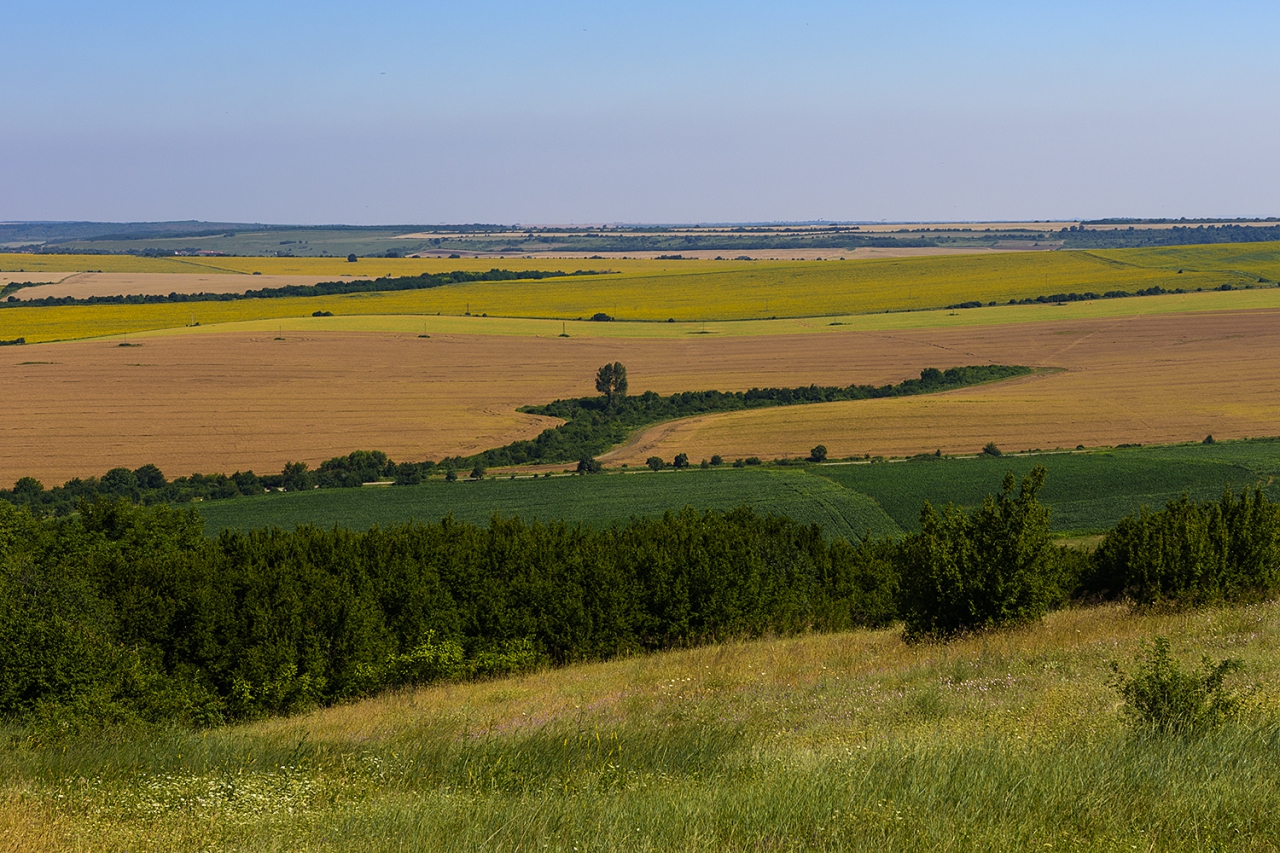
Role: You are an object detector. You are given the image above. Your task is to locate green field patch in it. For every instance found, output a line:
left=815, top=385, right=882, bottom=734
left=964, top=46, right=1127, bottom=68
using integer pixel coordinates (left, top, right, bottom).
left=812, top=438, right=1280, bottom=533
left=197, top=467, right=902, bottom=540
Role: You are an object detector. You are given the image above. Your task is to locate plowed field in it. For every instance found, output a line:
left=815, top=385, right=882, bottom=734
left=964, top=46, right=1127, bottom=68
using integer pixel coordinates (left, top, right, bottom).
left=5, top=309, right=1280, bottom=485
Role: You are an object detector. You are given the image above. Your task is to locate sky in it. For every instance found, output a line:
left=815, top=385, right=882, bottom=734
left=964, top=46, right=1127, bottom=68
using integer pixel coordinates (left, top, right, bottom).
left=2, top=1, right=1278, bottom=225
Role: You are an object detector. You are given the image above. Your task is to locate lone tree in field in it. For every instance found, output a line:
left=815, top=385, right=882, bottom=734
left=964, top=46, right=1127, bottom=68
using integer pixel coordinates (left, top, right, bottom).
left=595, top=362, right=628, bottom=408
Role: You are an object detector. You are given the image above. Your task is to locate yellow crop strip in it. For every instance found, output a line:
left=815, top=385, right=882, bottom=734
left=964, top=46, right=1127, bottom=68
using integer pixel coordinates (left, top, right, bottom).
left=2, top=244, right=1277, bottom=343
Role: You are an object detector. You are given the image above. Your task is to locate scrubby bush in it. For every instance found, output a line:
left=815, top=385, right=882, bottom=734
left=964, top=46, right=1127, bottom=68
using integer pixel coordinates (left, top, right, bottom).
left=899, top=466, right=1067, bottom=639
left=1109, top=637, right=1243, bottom=734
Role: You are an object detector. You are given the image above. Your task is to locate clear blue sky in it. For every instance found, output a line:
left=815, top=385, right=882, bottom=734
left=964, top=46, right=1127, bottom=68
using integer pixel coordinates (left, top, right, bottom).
left=3, top=1, right=1277, bottom=224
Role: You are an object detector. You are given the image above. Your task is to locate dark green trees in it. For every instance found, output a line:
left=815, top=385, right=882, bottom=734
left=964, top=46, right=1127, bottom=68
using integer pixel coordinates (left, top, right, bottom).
left=900, top=465, right=1061, bottom=639
left=594, top=362, right=628, bottom=407
left=1090, top=488, right=1280, bottom=606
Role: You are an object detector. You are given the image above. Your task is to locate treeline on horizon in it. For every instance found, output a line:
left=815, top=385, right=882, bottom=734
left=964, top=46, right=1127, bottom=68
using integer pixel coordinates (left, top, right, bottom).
left=3, top=470, right=1278, bottom=732
left=8, top=222, right=1280, bottom=258
left=0, top=268, right=601, bottom=307
left=0, top=366, right=1031, bottom=516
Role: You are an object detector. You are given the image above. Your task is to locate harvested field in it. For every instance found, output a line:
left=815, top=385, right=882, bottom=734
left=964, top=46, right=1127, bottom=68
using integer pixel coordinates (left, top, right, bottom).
left=0, top=328, right=953, bottom=485
left=5, top=308, right=1280, bottom=485
left=5, top=272, right=357, bottom=300
left=600, top=309, right=1280, bottom=466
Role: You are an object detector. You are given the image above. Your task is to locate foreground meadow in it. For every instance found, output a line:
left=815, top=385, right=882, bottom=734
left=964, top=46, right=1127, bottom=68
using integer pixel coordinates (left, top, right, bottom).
left=4, top=602, right=1278, bottom=851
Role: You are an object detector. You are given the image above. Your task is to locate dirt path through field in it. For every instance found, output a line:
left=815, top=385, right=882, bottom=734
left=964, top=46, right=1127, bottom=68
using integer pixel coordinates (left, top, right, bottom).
left=3, top=309, right=1279, bottom=484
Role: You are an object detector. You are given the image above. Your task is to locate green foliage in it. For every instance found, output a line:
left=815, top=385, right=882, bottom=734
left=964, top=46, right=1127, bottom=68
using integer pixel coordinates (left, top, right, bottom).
left=460, top=365, right=1031, bottom=470
left=0, top=500, right=900, bottom=727
left=6, top=267, right=592, bottom=307
left=594, top=361, right=628, bottom=407
left=646, top=456, right=665, bottom=471
left=982, top=442, right=1002, bottom=457
left=1090, top=487, right=1280, bottom=605
left=809, top=445, right=827, bottom=463
left=900, top=466, right=1065, bottom=639
left=1109, top=637, right=1243, bottom=734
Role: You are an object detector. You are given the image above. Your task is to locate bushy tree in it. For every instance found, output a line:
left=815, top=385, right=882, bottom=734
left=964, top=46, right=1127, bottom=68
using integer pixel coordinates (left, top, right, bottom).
left=646, top=456, right=665, bottom=471
left=594, top=362, right=628, bottom=407
left=809, top=445, right=828, bottom=463
left=900, top=466, right=1061, bottom=639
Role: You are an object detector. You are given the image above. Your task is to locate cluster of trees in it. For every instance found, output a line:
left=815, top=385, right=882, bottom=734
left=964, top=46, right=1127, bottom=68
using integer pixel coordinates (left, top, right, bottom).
left=0, top=451, right=431, bottom=517
left=1, top=268, right=598, bottom=308
left=948, top=286, right=1191, bottom=311
left=447, top=365, right=1032, bottom=470
left=5, top=465, right=1276, bottom=731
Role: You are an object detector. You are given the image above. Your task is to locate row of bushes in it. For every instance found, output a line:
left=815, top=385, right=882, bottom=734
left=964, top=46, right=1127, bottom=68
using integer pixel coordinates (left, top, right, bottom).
left=3, top=468, right=1278, bottom=730
left=0, top=451, right=431, bottom=516
left=1, top=267, right=597, bottom=307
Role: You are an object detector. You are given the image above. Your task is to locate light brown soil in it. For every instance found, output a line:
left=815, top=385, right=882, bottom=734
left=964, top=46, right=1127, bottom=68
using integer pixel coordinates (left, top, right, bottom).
left=3, top=309, right=1279, bottom=484
left=6, top=272, right=358, bottom=300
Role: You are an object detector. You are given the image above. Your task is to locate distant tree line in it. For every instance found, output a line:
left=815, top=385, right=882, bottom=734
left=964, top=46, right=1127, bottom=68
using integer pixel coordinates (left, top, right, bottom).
left=947, top=285, right=1198, bottom=310
left=1060, top=223, right=1280, bottom=250
left=0, top=268, right=601, bottom=307
left=3, top=469, right=1277, bottom=732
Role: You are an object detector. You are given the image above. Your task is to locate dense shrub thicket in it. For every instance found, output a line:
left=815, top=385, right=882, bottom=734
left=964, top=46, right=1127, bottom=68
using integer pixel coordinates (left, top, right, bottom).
left=1088, top=487, right=1280, bottom=605
left=4, top=470, right=1279, bottom=730
left=0, top=501, right=898, bottom=728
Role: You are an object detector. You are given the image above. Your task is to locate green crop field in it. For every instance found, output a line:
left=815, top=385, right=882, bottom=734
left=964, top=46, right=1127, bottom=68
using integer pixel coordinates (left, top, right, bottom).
left=195, top=466, right=902, bottom=541
left=195, top=438, right=1280, bottom=540
left=813, top=438, right=1280, bottom=533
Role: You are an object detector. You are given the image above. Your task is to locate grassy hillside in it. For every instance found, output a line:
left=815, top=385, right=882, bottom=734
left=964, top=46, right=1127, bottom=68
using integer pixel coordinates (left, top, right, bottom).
left=196, top=466, right=902, bottom=540
left=4, top=601, right=1278, bottom=851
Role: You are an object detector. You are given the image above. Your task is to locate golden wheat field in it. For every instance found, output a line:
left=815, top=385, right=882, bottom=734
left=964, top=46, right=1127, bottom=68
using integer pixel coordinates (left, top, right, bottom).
left=6, top=305, right=1280, bottom=484
left=600, top=308, right=1280, bottom=465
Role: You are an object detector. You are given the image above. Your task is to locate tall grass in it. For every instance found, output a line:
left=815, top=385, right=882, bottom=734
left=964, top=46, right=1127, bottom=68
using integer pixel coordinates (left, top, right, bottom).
left=4, top=601, right=1279, bottom=850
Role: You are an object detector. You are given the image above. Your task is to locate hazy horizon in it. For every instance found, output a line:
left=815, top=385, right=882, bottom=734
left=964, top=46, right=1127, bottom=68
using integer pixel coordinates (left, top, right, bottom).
left=4, top=1, right=1278, bottom=225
